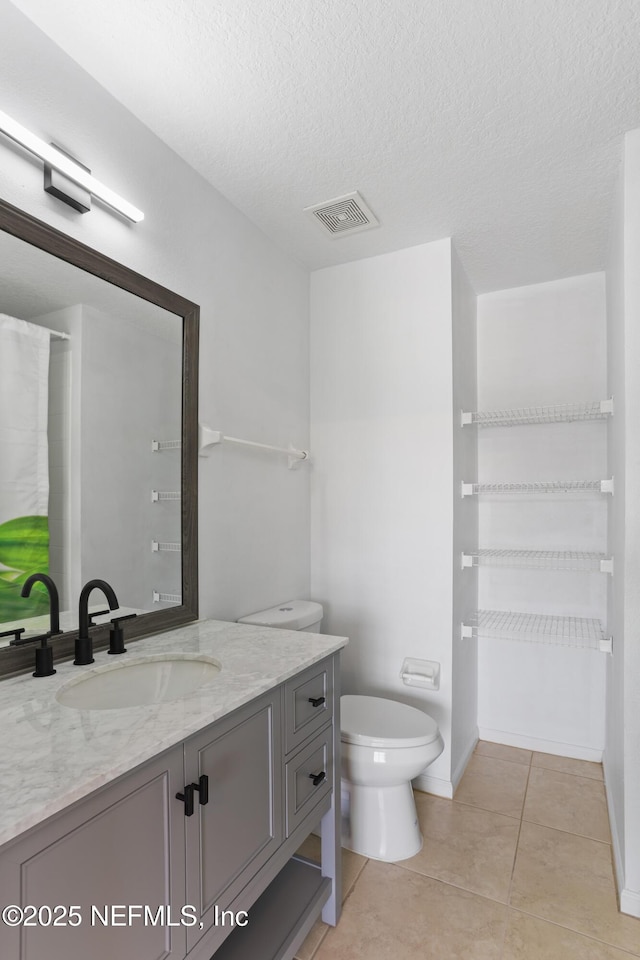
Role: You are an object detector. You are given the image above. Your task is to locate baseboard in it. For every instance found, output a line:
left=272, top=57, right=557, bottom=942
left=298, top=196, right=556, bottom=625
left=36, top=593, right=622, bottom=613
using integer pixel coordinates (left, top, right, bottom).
left=603, top=756, right=640, bottom=918
left=620, top=888, right=640, bottom=918
left=413, top=732, right=478, bottom=799
left=451, top=730, right=479, bottom=793
left=604, top=757, right=626, bottom=902
left=478, top=727, right=603, bottom=763
left=413, top=773, right=453, bottom=799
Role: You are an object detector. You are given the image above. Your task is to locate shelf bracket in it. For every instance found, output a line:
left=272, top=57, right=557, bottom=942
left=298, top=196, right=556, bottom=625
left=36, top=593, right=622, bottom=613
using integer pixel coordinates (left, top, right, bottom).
left=600, top=398, right=614, bottom=416
left=600, top=477, right=615, bottom=495
left=461, top=482, right=475, bottom=498
left=152, top=591, right=182, bottom=604
left=152, top=439, right=181, bottom=452
left=600, top=558, right=614, bottom=575
left=461, top=553, right=474, bottom=569
left=460, top=623, right=474, bottom=640
left=460, top=411, right=473, bottom=426
left=599, top=637, right=613, bottom=654
left=151, top=540, right=181, bottom=554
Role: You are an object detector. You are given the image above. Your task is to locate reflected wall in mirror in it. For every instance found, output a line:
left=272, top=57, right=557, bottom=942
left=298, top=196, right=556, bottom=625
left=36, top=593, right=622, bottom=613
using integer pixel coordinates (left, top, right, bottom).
left=0, top=199, right=198, bottom=678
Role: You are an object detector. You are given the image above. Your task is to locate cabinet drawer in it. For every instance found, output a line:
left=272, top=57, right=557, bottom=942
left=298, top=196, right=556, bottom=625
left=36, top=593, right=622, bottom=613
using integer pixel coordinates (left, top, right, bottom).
left=284, top=657, right=333, bottom=752
left=285, top=728, right=333, bottom=836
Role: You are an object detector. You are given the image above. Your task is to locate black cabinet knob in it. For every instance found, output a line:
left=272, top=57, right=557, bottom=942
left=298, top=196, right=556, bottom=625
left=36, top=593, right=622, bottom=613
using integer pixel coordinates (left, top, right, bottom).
left=176, top=784, right=195, bottom=816
left=193, top=774, right=209, bottom=806
left=308, top=696, right=325, bottom=708
left=309, top=771, right=326, bottom=787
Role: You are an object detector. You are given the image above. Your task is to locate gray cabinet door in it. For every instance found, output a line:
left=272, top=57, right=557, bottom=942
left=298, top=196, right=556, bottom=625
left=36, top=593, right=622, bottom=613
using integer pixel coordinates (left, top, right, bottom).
left=184, top=690, right=283, bottom=953
left=0, top=747, right=187, bottom=960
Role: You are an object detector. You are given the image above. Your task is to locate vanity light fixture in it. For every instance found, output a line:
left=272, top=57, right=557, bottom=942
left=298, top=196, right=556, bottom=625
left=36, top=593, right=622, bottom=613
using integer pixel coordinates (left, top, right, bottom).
left=0, top=109, right=144, bottom=222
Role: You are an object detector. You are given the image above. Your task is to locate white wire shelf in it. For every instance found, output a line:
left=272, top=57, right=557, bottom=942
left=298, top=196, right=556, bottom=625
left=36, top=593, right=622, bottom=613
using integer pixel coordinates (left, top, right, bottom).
left=461, top=478, right=614, bottom=497
left=151, top=540, right=182, bottom=553
left=460, top=398, right=613, bottom=427
left=152, top=439, right=181, bottom=451
left=461, top=549, right=613, bottom=574
left=461, top=610, right=611, bottom=652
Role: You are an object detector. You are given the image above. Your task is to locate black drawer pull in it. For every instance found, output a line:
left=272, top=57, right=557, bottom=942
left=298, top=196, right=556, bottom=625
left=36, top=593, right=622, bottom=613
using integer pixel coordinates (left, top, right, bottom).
left=193, top=774, right=209, bottom=805
left=309, top=771, right=326, bottom=787
left=308, top=696, right=325, bottom=708
left=176, top=784, right=195, bottom=816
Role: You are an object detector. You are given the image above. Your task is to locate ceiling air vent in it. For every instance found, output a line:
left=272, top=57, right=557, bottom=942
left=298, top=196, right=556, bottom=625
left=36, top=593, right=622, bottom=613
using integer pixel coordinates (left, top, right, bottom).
left=304, top=191, right=379, bottom=238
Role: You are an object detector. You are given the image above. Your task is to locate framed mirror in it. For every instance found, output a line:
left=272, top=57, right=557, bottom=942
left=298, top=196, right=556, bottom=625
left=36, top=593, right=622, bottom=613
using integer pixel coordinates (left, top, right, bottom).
left=0, top=198, right=198, bottom=678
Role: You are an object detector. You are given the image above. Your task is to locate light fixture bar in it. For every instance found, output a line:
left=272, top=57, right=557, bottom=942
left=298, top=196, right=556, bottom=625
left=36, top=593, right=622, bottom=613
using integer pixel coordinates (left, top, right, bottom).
left=0, top=109, right=144, bottom=222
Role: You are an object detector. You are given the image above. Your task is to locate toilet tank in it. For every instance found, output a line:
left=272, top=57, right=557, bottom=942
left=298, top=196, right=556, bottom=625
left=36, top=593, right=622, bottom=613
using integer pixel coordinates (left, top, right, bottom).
left=237, top=600, right=323, bottom=632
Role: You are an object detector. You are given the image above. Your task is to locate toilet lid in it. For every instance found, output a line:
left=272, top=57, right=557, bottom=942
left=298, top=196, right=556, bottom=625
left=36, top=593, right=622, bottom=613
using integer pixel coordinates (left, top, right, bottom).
left=340, top=695, right=440, bottom=749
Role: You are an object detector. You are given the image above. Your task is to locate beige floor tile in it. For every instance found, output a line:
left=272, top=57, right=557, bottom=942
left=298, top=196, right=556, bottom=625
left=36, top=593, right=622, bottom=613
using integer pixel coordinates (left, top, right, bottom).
left=523, top=766, right=610, bottom=841
left=314, top=860, right=507, bottom=960
left=532, top=751, right=604, bottom=781
left=503, top=910, right=639, bottom=959
left=399, top=794, right=520, bottom=902
left=296, top=833, right=322, bottom=862
left=296, top=835, right=367, bottom=898
left=454, top=753, right=530, bottom=818
left=511, top=821, right=640, bottom=955
left=294, top=838, right=368, bottom=959
left=295, top=918, right=329, bottom=960
left=475, top=740, right=533, bottom=766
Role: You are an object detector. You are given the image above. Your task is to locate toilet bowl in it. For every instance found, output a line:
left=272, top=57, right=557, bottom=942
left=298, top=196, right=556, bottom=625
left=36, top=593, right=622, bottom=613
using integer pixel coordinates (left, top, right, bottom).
left=341, top=694, right=443, bottom=861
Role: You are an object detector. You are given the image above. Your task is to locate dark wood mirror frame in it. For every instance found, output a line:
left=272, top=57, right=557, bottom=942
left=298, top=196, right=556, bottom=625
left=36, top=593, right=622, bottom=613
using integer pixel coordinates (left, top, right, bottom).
left=0, top=197, right=199, bottom=679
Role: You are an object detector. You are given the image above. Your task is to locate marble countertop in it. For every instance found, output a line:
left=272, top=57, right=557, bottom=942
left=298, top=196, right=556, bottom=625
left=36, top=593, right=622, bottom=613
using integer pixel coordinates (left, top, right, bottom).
left=0, top=618, right=347, bottom=850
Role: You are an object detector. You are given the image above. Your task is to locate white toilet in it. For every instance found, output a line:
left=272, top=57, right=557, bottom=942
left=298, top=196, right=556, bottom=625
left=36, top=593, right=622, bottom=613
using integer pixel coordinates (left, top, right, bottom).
left=341, top=694, right=443, bottom=861
left=237, top=601, right=444, bottom=862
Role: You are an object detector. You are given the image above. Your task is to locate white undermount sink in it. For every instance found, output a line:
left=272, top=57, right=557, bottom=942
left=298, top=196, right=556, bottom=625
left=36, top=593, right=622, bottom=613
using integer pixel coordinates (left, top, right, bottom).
left=56, top=655, right=221, bottom=710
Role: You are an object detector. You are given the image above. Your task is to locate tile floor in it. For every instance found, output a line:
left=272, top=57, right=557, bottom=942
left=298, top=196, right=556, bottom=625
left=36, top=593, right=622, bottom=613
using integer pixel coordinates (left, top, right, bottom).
left=295, top=741, right=640, bottom=959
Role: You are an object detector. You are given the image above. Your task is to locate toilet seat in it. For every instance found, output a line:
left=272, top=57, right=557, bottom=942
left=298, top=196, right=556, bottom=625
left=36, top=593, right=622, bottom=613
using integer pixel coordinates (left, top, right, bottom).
left=341, top=695, right=440, bottom=749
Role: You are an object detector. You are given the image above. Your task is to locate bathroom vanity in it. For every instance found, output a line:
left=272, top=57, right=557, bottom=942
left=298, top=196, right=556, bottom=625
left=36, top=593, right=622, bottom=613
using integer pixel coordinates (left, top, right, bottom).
left=0, top=619, right=347, bottom=960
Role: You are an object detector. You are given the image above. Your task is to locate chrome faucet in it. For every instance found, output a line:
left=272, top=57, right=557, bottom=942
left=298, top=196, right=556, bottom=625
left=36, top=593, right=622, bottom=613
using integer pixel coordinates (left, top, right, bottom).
left=76, top=579, right=119, bottom=665
left=21, top=573, right=61, bottom=636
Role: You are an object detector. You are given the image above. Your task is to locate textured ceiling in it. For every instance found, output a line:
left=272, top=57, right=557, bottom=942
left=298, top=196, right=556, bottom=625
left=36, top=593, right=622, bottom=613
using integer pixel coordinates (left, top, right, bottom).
left=8, top=0, right=640, bottom=292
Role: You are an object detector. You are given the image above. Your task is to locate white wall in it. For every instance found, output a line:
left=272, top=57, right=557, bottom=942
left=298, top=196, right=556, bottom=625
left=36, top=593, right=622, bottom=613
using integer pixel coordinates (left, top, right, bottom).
left=450, top=247, right=478, bottom=786
left=476, top=274, right=608, bottom=759
left=606, top=142, right=626, bottom=897
left=606, top=127, right=640, bottom=918
left=620, top=127, right=640, bottom=915
left=0, top=1, right=311, bottom=623
left=79, top=306, right=182, bottom=611
left=310, top=239, right=456, bottom=794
